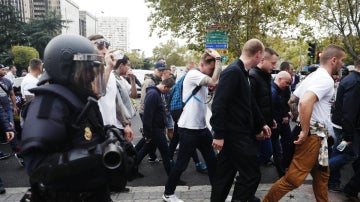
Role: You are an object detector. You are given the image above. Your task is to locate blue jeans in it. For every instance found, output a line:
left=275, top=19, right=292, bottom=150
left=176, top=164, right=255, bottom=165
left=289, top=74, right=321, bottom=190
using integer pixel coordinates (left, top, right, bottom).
left=257, top=138, right=273, bottom=164
left=7, top=108, right=18, bottom=149
left=329, top=127, right=359, bottom=186
left=164, top=127, right=217, bottom=195
left=136, top=129, right=171, bottom=174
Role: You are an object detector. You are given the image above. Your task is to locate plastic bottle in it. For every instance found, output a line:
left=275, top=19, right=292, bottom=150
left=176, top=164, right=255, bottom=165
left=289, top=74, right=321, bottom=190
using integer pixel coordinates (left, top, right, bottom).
left=336, top=140, right=348, bottom=152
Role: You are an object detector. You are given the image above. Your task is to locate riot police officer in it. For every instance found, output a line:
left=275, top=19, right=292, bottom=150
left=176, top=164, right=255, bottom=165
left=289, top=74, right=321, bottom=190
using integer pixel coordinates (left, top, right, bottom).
left=20, top=34, right=134, bottom=202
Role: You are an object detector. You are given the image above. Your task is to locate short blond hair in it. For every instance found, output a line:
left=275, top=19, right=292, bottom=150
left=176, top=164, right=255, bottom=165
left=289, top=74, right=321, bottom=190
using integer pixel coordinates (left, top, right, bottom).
left=242, top=39, right=265, bottom=57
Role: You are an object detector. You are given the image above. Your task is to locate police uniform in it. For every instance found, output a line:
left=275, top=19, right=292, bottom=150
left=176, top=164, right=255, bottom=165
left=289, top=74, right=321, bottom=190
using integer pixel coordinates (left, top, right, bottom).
left=20, top=35, right=135, bottom=202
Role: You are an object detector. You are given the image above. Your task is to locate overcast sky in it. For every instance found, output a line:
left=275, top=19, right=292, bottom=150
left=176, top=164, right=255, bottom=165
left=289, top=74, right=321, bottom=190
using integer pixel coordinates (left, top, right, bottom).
left=72, top=0, right=169, bottom=57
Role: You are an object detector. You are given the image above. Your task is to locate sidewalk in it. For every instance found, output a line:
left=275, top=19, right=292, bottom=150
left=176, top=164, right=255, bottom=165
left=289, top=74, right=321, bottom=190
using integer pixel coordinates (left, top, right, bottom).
left=0, top=184, right=349, bottom=202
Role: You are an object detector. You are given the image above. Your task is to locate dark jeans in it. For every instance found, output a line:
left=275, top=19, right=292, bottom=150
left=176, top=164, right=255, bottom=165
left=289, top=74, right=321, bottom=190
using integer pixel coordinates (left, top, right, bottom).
left=168, top=120, right=201, bottom=163
left=135, top=113, right=157, bottom=160
left=257, top=138, right=272, bottom=164
left=136, top=129, right=172, bottom=174
left=329, top=128, right=359, bottom=186
left=164, top=127, right=216, bottom=195
left=0, top=176, right=3, bottom=188
left=211, top=137, right=260, bottom=202
left=344, top=157, right=360, bottom=196
left=271, top=122, right=292, bottom=178
left=8, top=108, right=19, bottom=149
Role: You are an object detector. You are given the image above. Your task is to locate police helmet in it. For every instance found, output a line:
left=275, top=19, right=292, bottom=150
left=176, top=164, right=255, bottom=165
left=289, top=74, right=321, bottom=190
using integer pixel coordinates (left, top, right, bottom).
left=41, top=34, right=106, bottom=97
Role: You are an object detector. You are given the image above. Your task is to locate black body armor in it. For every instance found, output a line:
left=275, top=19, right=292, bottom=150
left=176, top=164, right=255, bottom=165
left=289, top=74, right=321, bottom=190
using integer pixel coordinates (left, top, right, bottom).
left=20, top=84, right=135, bottom=201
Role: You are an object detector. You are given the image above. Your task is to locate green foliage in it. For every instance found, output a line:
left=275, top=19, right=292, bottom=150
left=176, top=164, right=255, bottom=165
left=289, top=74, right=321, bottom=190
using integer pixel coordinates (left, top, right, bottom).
left=0, top=4, right=63, bottom=62
left=23, top=12, right=64, bottom=58
left=11, top=46, right=39, bottom=70
left=143, top=58, right=153, bottom=70
left=145, top=0, right=311, bottom=57
left=302, top=0, right=360, bottom=61
left=126, top=49, right=145, bottom=69
left=0, top=3, right=25, bottom=55
left=166, top=52, right=184, bottom=66
left=146, top=0, right=360, bottom=64
left=152, top=39, right=188, bottom=65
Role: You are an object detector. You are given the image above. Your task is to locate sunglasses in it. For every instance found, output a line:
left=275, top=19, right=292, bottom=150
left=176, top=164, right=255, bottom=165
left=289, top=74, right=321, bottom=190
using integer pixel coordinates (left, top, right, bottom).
left=94, top=39, right=110, bottom=50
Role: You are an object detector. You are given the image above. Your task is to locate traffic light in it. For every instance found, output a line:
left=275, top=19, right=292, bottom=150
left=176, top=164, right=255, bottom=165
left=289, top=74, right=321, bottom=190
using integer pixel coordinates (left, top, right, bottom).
left=308, top=42, right=316, bottom=58
left=316, top=51, right=322, bottom=64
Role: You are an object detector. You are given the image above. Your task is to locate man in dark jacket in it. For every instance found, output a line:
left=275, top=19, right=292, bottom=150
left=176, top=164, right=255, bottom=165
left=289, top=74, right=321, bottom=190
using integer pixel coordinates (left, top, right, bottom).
left=249, top=48, right=279, bottom=165
left=210, top=39, right=271, bottom=202
left=136, top=77, right=175, bottom=175
left=279, top=61, right=293, bottom=111
left=329, top=56, right=360, bottom=200
left=136, top=61, right=165, bottom=162
left=271, top=71, right=292, bottom=178
left=0, top=101, right=15, bottom=194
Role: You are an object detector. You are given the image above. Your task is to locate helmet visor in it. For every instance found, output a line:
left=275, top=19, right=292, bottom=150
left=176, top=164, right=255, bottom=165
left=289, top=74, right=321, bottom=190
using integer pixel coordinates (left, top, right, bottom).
left=73, top=54, right=106, bottom=98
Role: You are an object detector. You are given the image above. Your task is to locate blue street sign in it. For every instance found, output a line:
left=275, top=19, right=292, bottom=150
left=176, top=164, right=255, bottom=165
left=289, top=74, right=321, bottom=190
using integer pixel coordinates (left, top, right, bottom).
left=205, top=44, right=228, bottom=49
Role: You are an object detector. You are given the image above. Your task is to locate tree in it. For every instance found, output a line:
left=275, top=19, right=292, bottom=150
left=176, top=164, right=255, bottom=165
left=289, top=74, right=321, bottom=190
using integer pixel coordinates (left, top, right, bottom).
left=310, top=0, right=360, bottom=60
left=151, top=39, right=202, bottom=66
left=0, top=3, right=25, bottom=63
left=11, top=46, right=39, bottom=70
left=126, top=49, right=145, bottom=69
left=0, top=5, right=63, bottom=63
left=23, top=13, right=64, bottom=59
left=145, top=0, right=313, bottom=57
left=143, top=58, right=153, bottom=70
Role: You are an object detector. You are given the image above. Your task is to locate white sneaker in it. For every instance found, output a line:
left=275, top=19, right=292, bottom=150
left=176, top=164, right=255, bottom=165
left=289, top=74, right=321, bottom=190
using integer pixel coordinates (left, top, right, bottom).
left=162, top=194, right=184, bottom=202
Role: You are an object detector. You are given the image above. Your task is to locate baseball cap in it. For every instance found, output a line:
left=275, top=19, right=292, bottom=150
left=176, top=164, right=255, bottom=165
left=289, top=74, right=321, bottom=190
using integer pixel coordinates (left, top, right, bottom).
left=0, top=64, right=4, bottom=69
left=155, top=62, right=166, bottom=71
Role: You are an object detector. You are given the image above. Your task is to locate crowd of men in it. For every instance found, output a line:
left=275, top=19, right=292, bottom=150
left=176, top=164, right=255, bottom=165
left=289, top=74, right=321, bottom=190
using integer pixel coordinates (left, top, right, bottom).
left=0, top=35, right=359, bottom=202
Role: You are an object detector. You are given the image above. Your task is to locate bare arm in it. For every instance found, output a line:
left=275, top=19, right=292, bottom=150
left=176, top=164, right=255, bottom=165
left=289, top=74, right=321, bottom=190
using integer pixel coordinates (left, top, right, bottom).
left=127, top=69, right=137, bottom=99
left=288, top=94, right=299, bottom=105
left=288, top=94, right=299, bottom=120
left=199, top=49, right=222, bottom=86
left=294, top=91, right=318, bottom=144
left=103, top=50, right=116, bottom=85
left=9, top=90, right=18, bottom=115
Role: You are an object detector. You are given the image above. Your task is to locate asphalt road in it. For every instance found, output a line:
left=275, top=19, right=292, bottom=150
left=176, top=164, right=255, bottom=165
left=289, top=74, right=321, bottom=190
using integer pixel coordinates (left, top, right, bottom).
left=0, top=101, right=354, bottom=189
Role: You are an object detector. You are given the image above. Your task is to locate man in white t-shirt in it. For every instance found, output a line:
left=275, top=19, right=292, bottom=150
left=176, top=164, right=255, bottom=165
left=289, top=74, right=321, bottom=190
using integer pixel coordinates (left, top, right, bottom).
left=163, top=49, right=222, bottom=202
left=264, top=44, right=346, bottom=202
left=99, top=53, right=136, bottom=131
left=5, top=65, right=17, bottom=84
left=88, top=34, right=135, bottom=143
left=21, top=59, right=42, bottom=102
